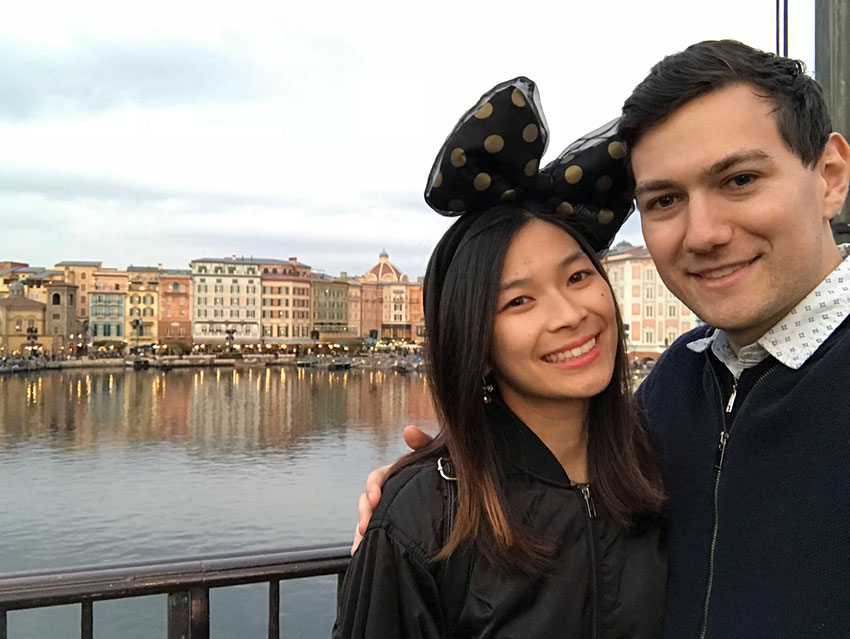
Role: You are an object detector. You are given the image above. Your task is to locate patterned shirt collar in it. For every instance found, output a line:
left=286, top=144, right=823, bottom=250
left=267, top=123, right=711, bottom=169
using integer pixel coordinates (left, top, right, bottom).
left=687, top=244, right=850, bottom=377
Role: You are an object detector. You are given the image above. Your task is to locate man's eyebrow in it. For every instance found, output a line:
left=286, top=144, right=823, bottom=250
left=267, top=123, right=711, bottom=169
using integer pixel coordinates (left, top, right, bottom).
left=705, top=149, right=771, bottom=175
left=634, top=179, right=678, bottom=198
left=634, top=150, right=773, bottom=198
left=498, top=250, right=585, bottom=292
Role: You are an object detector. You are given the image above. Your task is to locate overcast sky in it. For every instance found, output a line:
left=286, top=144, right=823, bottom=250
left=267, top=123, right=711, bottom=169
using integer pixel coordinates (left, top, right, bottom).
left=0, top=0, right=816, bottom=278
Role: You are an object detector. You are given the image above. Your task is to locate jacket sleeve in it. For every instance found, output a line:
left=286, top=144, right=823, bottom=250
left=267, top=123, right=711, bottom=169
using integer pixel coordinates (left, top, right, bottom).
left=332, top=525, right=443, bottom=639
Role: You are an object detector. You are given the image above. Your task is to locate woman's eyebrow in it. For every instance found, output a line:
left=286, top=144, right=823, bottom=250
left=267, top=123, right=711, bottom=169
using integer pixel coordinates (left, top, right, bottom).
left=498, top=250, right=584, bottom=292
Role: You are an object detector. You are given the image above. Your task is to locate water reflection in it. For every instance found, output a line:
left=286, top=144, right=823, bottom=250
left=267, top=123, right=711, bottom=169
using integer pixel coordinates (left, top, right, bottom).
left=0, top=367, right=436, bottom=453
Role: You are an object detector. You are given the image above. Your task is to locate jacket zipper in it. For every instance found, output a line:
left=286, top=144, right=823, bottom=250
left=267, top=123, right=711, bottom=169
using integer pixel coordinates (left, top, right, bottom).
left=579, top=484, right=598, bottom=639
left=698, top=367, right=776, bottom=639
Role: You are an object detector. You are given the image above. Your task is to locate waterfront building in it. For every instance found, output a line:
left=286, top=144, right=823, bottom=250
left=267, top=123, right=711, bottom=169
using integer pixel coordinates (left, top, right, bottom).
left=45, top=281, right=79, bottom=354
left=20, top=269, right=66, bottom=304
left=189, top=257, right=262, bottom=347
left=260, top=258, right=313, bottom=346
left=126, top=266, right=161, bottom=350
left=54, top=261, right=102, bottom=328
left=343, top=277, right=361, bottom=339
left=159, top=270, right=193, bottom=351
left=602, top=242, right=696, bottom=361
left=356, top=252, right=425, bottom=341
left=0, top=262, right=30, bottom=298
left=89, top=267, right=128, bottom=347
left=0, top=282, right=50, bottom=356
left=0, top=264, right=65, bottom=305
left=311, top=274, right=352, bottom=341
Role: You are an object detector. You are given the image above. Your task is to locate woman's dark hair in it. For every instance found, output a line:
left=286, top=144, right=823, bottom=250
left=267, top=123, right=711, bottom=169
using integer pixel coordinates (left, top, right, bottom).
left=391, top=203, right=664, bottom=572
left=620, top=39, right=831, bottom=169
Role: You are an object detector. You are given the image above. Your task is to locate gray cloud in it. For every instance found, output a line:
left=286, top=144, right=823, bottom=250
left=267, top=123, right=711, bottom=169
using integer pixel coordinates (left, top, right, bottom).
left=0, top=167, right=301, bottom=210
left=0, top=37, right=279, bottom=121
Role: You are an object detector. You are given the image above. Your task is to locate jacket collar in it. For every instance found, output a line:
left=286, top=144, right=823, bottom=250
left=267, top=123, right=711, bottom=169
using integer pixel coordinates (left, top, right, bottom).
left=486, top=395, right=575, bottom=488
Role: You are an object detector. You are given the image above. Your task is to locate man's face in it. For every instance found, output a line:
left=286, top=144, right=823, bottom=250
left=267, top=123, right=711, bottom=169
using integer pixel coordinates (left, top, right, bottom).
left=630, top=83, right=844, bottom=348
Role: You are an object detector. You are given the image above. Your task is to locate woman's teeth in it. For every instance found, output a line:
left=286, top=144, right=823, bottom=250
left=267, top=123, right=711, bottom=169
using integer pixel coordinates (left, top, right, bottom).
left=543, top=337, right=596, bottom=363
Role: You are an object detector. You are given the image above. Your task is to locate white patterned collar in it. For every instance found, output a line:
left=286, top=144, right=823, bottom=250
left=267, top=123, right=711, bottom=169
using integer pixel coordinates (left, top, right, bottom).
left=687, top=244, right=850, bottom=377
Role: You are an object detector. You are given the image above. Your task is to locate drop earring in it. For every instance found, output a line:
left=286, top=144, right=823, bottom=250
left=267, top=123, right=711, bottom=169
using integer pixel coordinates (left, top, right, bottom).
left=482, top=376, right=494, bottom=404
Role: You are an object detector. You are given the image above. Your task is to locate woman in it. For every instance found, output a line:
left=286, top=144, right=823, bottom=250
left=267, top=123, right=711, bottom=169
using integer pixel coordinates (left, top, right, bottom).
left=333, top=77, right=665, bottom=638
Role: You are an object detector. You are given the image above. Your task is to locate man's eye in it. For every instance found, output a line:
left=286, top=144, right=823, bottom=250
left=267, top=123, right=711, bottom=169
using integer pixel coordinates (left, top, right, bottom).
left=653, top=195, right=676, bottom=209
left=728, top=173, right=755, bottom=188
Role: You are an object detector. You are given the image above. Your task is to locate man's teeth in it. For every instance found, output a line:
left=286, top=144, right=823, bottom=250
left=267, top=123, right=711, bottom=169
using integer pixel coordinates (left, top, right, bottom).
left=701, top=263, right=747, bottom=280
left=543, top=337, right=596, bottom=363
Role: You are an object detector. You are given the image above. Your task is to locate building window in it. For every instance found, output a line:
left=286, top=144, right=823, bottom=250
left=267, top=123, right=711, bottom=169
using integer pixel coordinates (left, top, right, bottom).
left=645, top=306, right=654, bottom=317
left=668, top=305, right=678, bottom=317
left=52, top=293, right=61, bottom=305
left=644, top=329, right=654, bottom=343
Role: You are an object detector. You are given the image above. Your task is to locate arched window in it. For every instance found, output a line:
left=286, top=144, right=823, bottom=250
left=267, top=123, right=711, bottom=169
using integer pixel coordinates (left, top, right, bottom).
left=143, top=308, right=153, bottom=317
left=143, top=295, right=153, bottom=305
left=172, top=282, right=179, bottom=292
left=52, top=293, right=61, bottom=305
left=81, top=272, right=87, bottom=280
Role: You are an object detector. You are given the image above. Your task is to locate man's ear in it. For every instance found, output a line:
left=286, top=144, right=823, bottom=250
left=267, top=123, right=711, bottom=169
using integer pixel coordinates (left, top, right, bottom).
left=819, top=132, right=850, bottom=221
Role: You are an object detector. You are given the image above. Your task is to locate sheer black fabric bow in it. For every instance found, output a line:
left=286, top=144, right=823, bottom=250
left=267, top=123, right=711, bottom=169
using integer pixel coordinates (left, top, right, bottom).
left=424, top=76, right=633, bottom=253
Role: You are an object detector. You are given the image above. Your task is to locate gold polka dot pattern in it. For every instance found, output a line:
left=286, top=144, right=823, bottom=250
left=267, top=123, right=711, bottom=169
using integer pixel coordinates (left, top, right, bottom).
left=475, top=103, right=493, bottom=119
left=484, top=135, right=504, bottom=153
left=473, top=173, right=491, bottom=191
left=423, top=76, right=634, bottom=252
left=450, top=148, right=466, bottom=167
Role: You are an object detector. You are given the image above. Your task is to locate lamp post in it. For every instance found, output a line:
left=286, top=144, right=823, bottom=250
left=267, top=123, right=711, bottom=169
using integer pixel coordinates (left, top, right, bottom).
left=224, top=327, right=236, bottom=353
left=26, top=326, right=38, bottom=358
left=131, top=318, right=142, bottom=355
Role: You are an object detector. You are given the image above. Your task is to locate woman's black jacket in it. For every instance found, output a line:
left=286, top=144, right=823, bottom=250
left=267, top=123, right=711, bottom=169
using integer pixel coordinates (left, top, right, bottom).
left=333, top=400, right=666, bottom=638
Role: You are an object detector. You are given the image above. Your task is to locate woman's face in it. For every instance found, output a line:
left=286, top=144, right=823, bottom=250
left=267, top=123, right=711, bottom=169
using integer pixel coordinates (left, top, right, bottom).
left=490, top=219, right=618, bottom=414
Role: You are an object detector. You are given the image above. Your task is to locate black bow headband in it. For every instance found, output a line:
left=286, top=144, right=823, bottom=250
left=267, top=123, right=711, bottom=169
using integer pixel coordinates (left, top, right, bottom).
left=424, top=76, right=633, bottom=253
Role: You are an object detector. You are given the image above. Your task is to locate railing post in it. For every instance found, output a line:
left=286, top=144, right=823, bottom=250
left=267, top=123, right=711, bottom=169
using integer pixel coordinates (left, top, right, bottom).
left=168, top=589, right=209, bottom=639
left=268, top=579, right=280, bottom=639
left=81, top=601, right=93, bottom=639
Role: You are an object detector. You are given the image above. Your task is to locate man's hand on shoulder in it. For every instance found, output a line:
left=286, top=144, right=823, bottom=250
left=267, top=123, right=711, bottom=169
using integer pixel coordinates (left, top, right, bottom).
left=350, top=425, right=434, bottom=555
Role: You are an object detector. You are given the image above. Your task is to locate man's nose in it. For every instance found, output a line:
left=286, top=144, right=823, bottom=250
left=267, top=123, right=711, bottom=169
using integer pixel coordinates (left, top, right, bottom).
left=682, top=193, right=733, bottom=254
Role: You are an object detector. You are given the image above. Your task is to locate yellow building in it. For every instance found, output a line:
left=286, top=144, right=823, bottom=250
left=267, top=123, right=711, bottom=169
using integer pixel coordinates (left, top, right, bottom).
left=126, top=266, right=161, bottom=350
left=0, top=283, right=51, bottom=356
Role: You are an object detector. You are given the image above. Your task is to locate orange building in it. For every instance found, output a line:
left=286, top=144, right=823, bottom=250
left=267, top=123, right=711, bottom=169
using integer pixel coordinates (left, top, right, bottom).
left=260, top=258, right=313, bottom=346
left=356, top=252, right=424, bottom=342
left=159, top=270, right=193, bottom=351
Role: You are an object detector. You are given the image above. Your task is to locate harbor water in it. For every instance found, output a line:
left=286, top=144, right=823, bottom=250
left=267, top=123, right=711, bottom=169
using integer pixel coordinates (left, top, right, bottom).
left=0, top=366, right=438, bottom=638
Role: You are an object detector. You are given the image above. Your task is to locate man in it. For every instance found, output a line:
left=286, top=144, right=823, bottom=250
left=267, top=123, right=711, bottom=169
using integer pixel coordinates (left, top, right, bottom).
left=357, top=40, right=850, bottom=637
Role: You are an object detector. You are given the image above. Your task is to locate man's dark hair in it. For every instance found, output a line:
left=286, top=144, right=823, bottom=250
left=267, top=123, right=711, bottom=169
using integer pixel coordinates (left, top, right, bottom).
left=619, top=39, right=832, bottom=168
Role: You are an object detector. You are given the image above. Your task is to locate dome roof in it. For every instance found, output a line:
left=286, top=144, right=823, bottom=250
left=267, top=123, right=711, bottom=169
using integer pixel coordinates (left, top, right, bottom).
left=365, top=252, right=407, bottom=282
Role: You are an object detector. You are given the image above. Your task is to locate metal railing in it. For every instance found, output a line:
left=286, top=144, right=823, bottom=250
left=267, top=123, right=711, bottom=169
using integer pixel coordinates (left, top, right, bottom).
left=0, top=542, right=351, bottom=639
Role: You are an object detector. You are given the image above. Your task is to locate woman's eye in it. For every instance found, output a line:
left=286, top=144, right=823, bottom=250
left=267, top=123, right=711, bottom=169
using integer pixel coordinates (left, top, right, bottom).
left=507, top=296, right=531, bottom=307
left=568, top=270, right=591, bottom=285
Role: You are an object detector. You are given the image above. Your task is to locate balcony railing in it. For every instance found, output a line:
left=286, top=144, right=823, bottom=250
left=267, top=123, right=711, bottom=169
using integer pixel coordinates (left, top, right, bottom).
left=0, top=542, right=351, bottom=639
